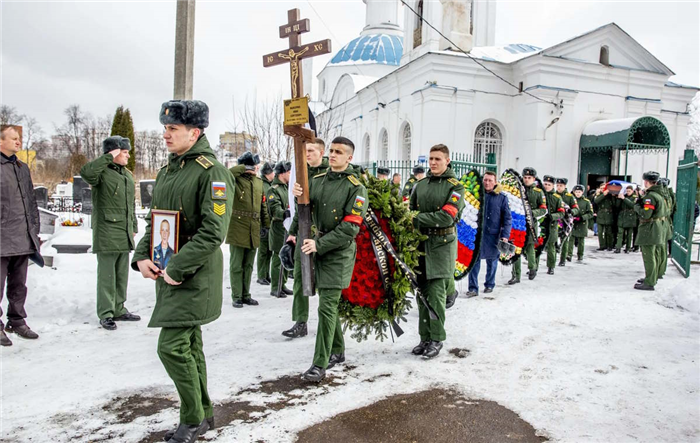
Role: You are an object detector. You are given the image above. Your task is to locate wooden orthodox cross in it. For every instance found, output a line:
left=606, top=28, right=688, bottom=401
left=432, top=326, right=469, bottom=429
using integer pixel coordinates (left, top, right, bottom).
left=262, top=8, right=331, bottom=297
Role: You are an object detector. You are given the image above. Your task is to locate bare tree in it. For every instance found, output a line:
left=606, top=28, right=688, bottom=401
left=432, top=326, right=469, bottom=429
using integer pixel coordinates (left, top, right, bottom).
left=55, top=104, right=85, bottom=156
left=134, top=129, right=166, bottom=178
left=21, top=116, right=43, bottom=170
left=236, top=92, right=293, bottom=163
left=315, top=102, right=347, bottom=143
left=82, top=114, right=112, bottom=160
left=0, top=105, right=23, bottom=126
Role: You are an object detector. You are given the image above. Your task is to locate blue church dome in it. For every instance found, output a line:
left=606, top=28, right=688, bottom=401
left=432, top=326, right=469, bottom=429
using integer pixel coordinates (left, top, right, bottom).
left=329, top=34, right=403, bottom=66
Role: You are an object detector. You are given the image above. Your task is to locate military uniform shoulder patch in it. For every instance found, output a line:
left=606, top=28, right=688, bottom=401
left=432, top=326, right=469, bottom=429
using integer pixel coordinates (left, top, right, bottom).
left=213, top=202, right=226, bottom=216
left=534, top=188, right=542, bottom=192
left=566, top=192, right=572, bottom=196
left=447, top=178, right=460, bottom=186
left=196, top=155, right=214, bottom=169
left=584, top=198, right=590, bottom=202
left=211, top=181, right=227, bottom=200
left=409, top=178, right=415, bottom=183
left=347, top=175, right=361, bottom=186
left=553, top=193, right=561, bottom=199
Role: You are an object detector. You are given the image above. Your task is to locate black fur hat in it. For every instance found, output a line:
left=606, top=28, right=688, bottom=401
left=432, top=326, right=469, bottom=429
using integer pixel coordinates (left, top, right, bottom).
left=522, top=167, right=537, bottom=177
left=275, top=161, right=292, bottom=175
left=556, top=178, right=568, bottom=185
left=413, top=165, right=425, bottom=175
left=261, top=162, right=274, bottom=175
left=238, top=151, right=260, bottom=170
left=543, top=175, right=555, bottom=183
left=103, top=136, right=125, bottom=154
left=572, top=184, right=584, bottom=192
left=159, top=100, right=209, bottom=129
left=643, top=171, right=660, bottom=182
left=658, top=177, right=670, bottom=186
left=279, top=241, right=295, bottom=271
left=377, top=167, right=390, bottom=176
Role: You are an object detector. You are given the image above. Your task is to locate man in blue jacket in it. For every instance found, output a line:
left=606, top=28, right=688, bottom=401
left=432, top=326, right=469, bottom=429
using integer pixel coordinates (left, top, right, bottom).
left=467, top=171, right=511, bottom=296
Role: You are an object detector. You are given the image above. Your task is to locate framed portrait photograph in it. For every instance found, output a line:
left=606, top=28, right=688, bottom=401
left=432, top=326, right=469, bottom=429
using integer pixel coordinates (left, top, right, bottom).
left=151, top=209, right=179, bottom=271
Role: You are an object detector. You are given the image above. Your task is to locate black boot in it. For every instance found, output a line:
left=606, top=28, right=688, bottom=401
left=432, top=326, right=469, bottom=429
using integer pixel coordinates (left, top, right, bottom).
left=270, top=290, right=288, bottom=298
left=164, top=417, right=213, bottom=442
left=423, top=341, right=443, bottom=359
left=242, top=298, right=259, bottom=306
left=282, top=322, right=307, bottom=338
left=412, top=340, right=430, bottom=355
left=232, top=300, right=244, bottom=308
left=634, top=282, right=654, bottom=291
left=281, top=286, right=293, bottom=295
left=99, top=318, right=117, bottom=331
left=256, top=278, right=270, bottom=286
left=113, top=311, right=141, bottom=321
left=597, top=247, right=606, bottom=251
left=302, top=365, right=326, bottom=383
left=445, top=291, right=457, bottom=309
left=327, top=352, right=345, bottom=369
left=547, top=268, right=554, bottom=275
left=566, top=256, right=572, bottom=262
left=0, top=330, right=12, bottom=346
left=632, top=246, right=639, bottom=252
left=558, top=261, right=565, bottom=267
left=614, top=248, right=621, bottom=254
left=607, top=247, right=614, bottom=251
left=624, top=248, right=630, bottom=254
left=165, top=419, right=209, bottom=443
left=528, top=270, right=537, bottom=280
left=507, top=276, right=520, bottom=285
left=577, top=257, right=583, bottom=262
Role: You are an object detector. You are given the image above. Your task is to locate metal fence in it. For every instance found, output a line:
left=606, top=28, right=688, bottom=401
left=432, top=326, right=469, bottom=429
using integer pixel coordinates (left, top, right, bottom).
left=671, top=149, right=698, bottom=277
left=357, top=153, right=497, bottom=183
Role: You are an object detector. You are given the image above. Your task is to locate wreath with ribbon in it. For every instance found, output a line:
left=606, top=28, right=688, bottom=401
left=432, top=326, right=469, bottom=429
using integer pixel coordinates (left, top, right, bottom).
left=498, top=169, right=534, bottom=265
left=454, top=170, right=484, bottom=280
left=339, top=176, right=425, bottom=342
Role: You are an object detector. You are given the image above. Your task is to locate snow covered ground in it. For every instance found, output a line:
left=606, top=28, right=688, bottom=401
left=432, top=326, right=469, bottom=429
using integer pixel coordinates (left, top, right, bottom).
left=1, top=220, right=699, bottom=442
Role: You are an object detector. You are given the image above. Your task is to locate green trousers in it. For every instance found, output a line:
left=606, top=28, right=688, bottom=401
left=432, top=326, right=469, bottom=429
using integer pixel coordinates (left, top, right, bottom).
left=573, top=236, right=585, bottom=259
left=512, top=242, right=538, bottom=279
left=158, top=326, right=213, bottom=425
left=256, top=234, right=272, bottom=281
left=616, top=227, right=634, bottom=250
left=312, top=288, right=344, bottom=368
left=291, top=242, right=309, bottom=322
left=270, top=252, right=289, bottom=293
left=445, top=275, right=456, bottom=297
left=641, top=244, right=664, bottom=287
left=598, top=224, right=614, bottom=249
left=417, top=277, right=448, bottom=342
left=96, top=252, right=129, bottom=320
left=657, top=243, right=668, bottom=278
left=229, top=245, right=256, bottom=302
left=545, top=227, right=559, bottom=269
left=559, top=236, right=574, bottom=264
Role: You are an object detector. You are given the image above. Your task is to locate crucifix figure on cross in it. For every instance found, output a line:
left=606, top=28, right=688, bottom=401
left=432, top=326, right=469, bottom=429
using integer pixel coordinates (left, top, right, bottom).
left=262, top=8, right=332, bottom=297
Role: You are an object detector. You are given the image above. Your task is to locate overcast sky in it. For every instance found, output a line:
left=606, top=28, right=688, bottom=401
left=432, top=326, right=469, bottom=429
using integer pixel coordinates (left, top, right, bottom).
left=2, top=0, right=698, bottom=146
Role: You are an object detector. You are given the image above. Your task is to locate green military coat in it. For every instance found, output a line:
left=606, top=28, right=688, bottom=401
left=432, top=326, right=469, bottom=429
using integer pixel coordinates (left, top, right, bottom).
left=556, top=189, right=579, bottom=216
left=267, top=177, right=289, bottom=252
left=409, top=167, right=466, bottom=280
left=289, top=158, right=330, bottom=237
left=572, top=196, right=594, bottom=237
left=402, top=175, right=418, bottom=200
left=544, top=189, right=565, bottom=229
left=634, top=185, right=667, bottom=246
left=131, top=135, right=233, bottom=328
left=80, top=153, right=138, bottom=252
left=226, top=165, right=268, bottom=249
left=524, top=184, right=547, bottom=243
left=309, top=168, right=368, bottom=289
left=593, top=192, right=618, bottom=225
left=261, top=176, right=272, bottom=233
left=661, top=186, right=676, bottom=241
left=617, top=194, right=639, bottom=228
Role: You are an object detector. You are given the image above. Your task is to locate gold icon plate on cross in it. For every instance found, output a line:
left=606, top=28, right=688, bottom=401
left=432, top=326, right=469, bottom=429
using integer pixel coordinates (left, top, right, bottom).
left=284, top=96, right=309, bottom=126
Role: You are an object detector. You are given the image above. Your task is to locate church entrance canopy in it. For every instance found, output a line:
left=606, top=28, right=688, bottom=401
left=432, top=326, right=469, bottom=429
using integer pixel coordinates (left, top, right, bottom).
left=579, top=116, right=671, bottom=183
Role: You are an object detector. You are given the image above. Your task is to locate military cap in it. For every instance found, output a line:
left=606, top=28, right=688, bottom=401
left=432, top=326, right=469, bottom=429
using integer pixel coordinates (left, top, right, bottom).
left=522, top=167, right=537, bottom=177
left=103, top=136, right=126, bottom=154
left=377, top=167, right=390, bottom=175
left=556, top=178, right=568, bottom=185
left=159, top=100, right=209, bottom=129
left=543, top=175, right=555, bottom=183
left=118, top=137, right=131, bottom=151
left=572, top=184, right=584, bottom=192
left=413, top=165, right=425, bottom=175
left=261, top=162, right=274, bottom=175
left=642, top=171, right=660, bottom=182
left=279, top=241, right=295, bottom=271
left=658, top=177, right=670, bottom=186
left=274, top=161, right=292, bottom=174
left=238, top=151, right=260, bottom=170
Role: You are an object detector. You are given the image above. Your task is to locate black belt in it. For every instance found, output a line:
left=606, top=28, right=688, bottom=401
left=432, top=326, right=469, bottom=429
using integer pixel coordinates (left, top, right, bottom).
left=420, top=226, right=455, bottom=236
left=640, top=216, right=666, bottom=224
left=232, top=210, right=259, bottom=220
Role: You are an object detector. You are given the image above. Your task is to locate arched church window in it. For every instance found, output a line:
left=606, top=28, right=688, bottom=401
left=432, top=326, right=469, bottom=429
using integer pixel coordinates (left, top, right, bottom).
left=380, top=129, right=389, bottom=161
left=401, top=123, right=412, bottom=161
left=599, top=45, right=610, bottom=66
left=413, top=1, right=423, bottom=49
left=363, top=133, right=371, bottom=161
left=473, top=121, right=502, bottom=165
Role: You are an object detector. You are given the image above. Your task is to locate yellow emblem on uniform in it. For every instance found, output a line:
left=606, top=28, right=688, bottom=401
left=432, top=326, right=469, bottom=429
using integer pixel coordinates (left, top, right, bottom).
left=351, top=208, right=362, bottom=216
left=196, top=155, right=214, bottom=169
left=447, top=178, right=460, bottom=186
left=535, top=188, right=542, bottom=192
left=348, top=175, right=360, bottom=186
left=213, top=202, right=226, bottom=216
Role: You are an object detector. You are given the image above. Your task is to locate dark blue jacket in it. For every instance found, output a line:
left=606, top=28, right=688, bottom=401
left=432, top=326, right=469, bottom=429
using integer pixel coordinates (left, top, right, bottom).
left=480, top=184, right=512, bottom=260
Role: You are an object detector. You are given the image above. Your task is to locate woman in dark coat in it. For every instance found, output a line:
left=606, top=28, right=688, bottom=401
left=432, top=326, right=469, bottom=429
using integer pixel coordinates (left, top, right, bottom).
left=467, top=171, right=512, bottom=296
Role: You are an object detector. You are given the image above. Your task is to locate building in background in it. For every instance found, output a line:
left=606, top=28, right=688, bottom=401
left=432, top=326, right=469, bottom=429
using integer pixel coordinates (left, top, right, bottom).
left=218, top=131, right=259, bottom=168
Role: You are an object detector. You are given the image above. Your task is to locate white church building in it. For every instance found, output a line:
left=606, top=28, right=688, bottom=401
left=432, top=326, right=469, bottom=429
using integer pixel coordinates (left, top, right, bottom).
left=314, top=0, right=698, bottom=186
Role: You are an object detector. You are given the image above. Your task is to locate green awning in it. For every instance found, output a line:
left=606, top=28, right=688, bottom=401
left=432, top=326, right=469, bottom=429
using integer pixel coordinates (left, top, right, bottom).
left=580, top=116, right=670, bottom=153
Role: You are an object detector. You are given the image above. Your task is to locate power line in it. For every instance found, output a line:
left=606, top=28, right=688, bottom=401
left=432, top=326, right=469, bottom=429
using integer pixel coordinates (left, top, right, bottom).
left=399, top=0, right=559, bottom=107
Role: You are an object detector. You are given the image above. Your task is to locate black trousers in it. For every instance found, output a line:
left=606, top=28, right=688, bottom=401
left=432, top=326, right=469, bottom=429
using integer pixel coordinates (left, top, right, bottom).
left=1, top=255, right=30, bottom=329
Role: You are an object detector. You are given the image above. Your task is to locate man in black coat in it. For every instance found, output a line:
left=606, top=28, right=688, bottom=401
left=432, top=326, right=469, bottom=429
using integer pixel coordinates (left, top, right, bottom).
left=0, top=125, right=43, bottom=346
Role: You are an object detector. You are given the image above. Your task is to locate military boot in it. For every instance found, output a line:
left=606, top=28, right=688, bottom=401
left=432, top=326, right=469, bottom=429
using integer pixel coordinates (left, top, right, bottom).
left=99, top=318, right=117, bottom=331
left=507, top=276, right=520, bottom=285
left=547, top=268, right=554, bottom=275
left=558, top=261, right=565, bottom=267
left=423, top=341, right=443, bottom=359
left=634, top=282, right=654, bottom=291
left=164, top=417, right=213, bottom=442
left=614, top=248, right=621, bottom=254
left=302, top=365, right=326, bottom=383
left=412, top=340, right=430, bottom=355
left=242, top=298, right=259, bottom=306
left=528, top=270, right=537, bottom=280
left=270, top=290, right=288, bottom=299
left=282, top=322, right=307, bottom=338
left=256, top=278, right=270, bottom=286
left=445, top=291, right=458, bottom=309
left=165, top=420, right=208, bottom=443
left=327, top=352, right=345, bottom=369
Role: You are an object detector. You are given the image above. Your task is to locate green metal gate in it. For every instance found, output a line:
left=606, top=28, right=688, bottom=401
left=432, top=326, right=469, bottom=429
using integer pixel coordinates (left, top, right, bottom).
left=671, top=149, right=699, bottom=277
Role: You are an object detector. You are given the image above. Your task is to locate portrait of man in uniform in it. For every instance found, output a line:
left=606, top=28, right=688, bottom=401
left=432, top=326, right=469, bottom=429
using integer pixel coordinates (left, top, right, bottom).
left=151, top=210, right=178, bottom=271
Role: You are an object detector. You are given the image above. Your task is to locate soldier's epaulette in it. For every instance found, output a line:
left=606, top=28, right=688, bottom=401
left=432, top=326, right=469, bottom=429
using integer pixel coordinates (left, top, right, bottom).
left=553, top=194, right=561, bottom=199
left=566, top=192, right=572, bottom=196
left=272, top=184, right=279, bottom=189
left=313, top=172, right=327, bottom=179
left=347, top=175, right=360, bottom=186
left=584, top=198, right=590, bottom=202
left=195, top=155, right=214, bottom=169
left=409, top=178, right=415, bottom=183
left=124, top=168, right=133, bottom=176
left=447, top=178, right=460, bottom=186
left=534, top=188, right=542, bottom=192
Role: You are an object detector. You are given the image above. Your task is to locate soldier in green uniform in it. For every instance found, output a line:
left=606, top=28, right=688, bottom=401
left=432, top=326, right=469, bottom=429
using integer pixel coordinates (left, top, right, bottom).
left=541, top=176, right=565, bottom=275
left=227, top=152, right=269, bottom=308
left=291, top=136, right=367, bottom=382
left=80, top=136, right=140, bottom=330
left=658, top=178, right=676, bottom=278
left=571, top=185, right=594, bottom=262
left=409, top=144, right=465, bottom=359
left=267, top=161, right=293, bottom=297
left=614, top=186, right=638, bottom=253
left=283, top=138, right=329, bottom=339
left=256, top=162, right=274, bottom=285
left=593, top=185, right=618, bottom=251
left=132, top=100, right=232, bottom=443
left=402, top=165, right=425, bottom=202
left=508, top=167, right=547, bottom=284
left=377, top=166, right=390, bottom=181
left=633, top=171, right=668, bottom=291
left=555, top=178, right=579, bottom=267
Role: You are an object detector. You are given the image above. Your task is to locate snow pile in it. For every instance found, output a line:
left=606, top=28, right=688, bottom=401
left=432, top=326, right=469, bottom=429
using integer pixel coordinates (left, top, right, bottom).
left=657, top=269, right=700, bottom=314
left=582, top=117, right=637, bottom=136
